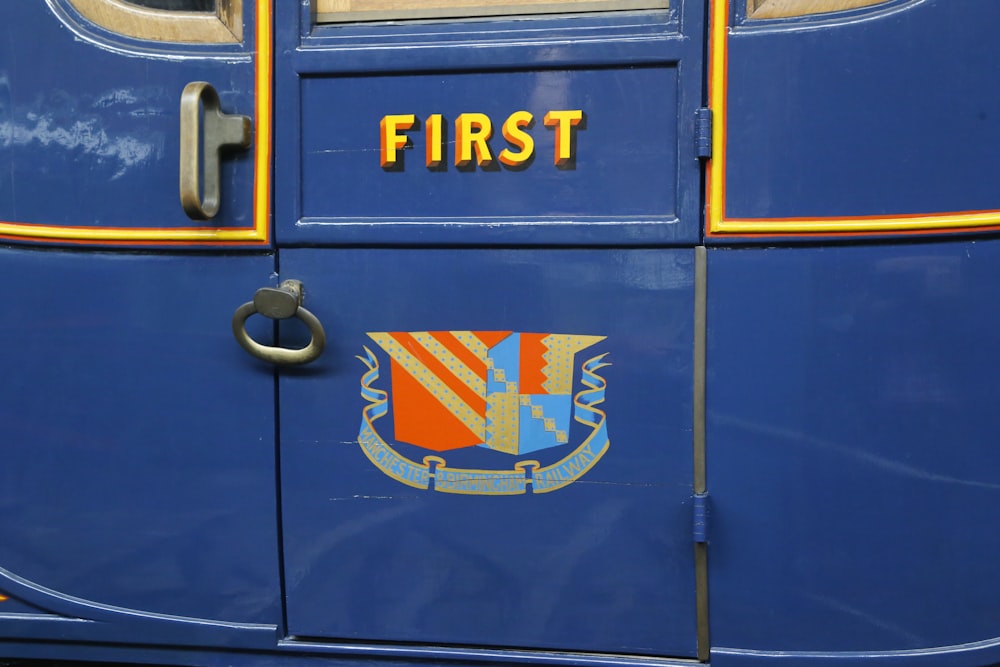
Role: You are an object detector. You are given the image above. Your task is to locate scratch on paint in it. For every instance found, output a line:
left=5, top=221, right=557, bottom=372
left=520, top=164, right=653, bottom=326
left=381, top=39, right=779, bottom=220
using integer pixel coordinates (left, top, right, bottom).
left=0, top=74, right=13, bottom=217
left=1, top=115, right=157, bottom=180
left=311, top=140, right=460, bottom=156
left=329, top=495, right=407, bottom=501
left=311, top=147, right=380, bottom=154
left=715, top=413, right=1000, bottom=491
left=573, top=479, right=661, bottom=488
left=806, top=594, right=923, bottom=645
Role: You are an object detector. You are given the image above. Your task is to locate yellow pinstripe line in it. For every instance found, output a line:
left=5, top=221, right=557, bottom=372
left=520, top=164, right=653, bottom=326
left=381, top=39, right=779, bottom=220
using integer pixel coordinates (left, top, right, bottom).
left=707, top=0, right=1000, bottom=235
left=0, top=2, right=271, bottom=244
left=253, top=0, right=271, bottom=242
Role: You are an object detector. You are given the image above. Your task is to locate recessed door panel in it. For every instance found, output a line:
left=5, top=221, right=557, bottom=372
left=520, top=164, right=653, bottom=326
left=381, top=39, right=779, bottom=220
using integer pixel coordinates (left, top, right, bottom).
left=274, top=1, right=705, bottom=658
left=0, top=0, right=277, bottom=635
left=706, top=241, right=1000, bottom=653
left=278, top=248, right=697, bottom=657
left=273, top=1, right=701, bottom=247
left=298, top=66, right=678, bottom=223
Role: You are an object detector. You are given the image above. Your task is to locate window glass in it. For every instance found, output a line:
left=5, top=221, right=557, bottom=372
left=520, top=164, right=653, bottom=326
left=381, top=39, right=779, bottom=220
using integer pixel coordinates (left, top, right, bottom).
left=748, top=0, right=889, bottom=19
left=122, top=0, right=216, bottom=10
left=316, top=0, right=668, bottom=24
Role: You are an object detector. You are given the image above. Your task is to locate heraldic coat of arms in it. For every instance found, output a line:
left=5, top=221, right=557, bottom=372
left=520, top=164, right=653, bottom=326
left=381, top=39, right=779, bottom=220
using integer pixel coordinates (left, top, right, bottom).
left=357, top=331, right=610, bottom=495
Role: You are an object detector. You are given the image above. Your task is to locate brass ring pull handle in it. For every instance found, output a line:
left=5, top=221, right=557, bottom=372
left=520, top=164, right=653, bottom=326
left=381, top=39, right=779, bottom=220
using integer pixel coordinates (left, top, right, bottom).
left=232, top=280, right=326, bottom=365
left=180, top=81, right=252, bottom=220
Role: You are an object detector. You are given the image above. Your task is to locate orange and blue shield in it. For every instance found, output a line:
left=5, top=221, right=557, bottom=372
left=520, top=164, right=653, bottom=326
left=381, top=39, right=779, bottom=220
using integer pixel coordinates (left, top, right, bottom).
left=357, top=331, right=610, bottom=495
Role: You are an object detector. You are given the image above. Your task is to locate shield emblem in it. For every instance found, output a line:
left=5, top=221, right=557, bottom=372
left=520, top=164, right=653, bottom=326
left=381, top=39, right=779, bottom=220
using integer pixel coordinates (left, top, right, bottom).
left=357, top=331, right=610, bottom=494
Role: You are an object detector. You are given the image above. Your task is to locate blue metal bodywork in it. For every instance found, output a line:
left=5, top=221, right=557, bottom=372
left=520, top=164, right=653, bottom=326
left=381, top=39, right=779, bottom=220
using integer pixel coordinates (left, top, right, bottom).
left=724, top=0, right=1000, bottom=219
left=2, top=1, right=1000, bottom=667
left=277, top=248, right=697, bottom=656
left=296, top=67, right=678, bottom=228
left=0, top=250, right=280, bottom=631
left=0, top=1, right=256, bottom=231
left=707, top=240, right=1000, bottom=664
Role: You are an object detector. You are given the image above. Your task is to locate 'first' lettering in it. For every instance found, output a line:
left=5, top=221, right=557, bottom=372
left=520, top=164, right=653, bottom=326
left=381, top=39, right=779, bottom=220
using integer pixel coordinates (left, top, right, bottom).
left=380, top=110, right=584, bottom=170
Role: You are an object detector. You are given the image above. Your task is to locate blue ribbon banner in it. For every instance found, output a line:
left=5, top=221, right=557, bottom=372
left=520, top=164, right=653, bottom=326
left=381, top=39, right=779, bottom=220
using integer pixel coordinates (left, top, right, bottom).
left=356, top=346, right=610, bottom=495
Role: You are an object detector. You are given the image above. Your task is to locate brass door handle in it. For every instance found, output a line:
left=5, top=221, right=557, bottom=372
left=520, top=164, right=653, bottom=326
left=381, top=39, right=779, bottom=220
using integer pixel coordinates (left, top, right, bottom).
left=233, top=280, right=326, bottom=366
left=179, top=81, right=251, bottom=220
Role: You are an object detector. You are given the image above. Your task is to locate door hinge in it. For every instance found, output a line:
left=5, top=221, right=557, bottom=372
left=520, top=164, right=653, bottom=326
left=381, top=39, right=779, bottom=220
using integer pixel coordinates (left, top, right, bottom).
left=693, top=492, right=710, bottom=543
left=694, top=108, right=713, bottom=159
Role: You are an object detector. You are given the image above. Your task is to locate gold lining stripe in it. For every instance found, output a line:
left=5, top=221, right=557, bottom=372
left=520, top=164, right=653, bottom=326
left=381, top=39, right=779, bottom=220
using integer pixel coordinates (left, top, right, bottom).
left=706, top=0, right=1000, bottom=236
left=0, top=1, right=269, bottom=245
left=253, top=0, right=271, bottom=243
left=0, top=224, right=263, bottom=242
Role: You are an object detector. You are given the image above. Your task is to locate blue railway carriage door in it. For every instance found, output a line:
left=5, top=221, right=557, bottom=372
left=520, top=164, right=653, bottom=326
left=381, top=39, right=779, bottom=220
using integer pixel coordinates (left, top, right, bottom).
left=0, top=0, right=280, bottom=640
left=705, top=0, right=1000, bottom=664
left=269, top=0, right=708, bottom=660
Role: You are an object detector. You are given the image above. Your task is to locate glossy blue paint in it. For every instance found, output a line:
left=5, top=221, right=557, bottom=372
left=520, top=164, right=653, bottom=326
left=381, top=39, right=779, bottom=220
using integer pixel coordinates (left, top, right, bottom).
left=692, top=492, right=709, bottom=543
left=0, top=641, right=702, bottom=667
left=277, top=248, right=697, bottom=657
left=0, top=1, right=255, bottom=233
left=271, top=15, right=709, bottom=657
left=273, top=0, right=706, bottom=246
left=298, top=67, right=676, bottom=223
left=0, top=0, right=281, bottom=649
left=9, top=1, right=1000, bottom=667
left=723, top=0, right=1000, bottom=219
left=706, top=239, right=1000, bottom=662
left=0, top=250, right=280, bottom=629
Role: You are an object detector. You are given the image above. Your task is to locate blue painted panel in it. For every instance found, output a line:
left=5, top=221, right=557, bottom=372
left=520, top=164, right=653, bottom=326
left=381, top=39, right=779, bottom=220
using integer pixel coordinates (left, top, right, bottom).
left=0, top=640, right=702, bottom=667
left=300, top=11, right=674, bottom=64
left=706, top=240, right=1000, bottom=657
left=0, top=2, right=255, bottom=231
left=273, top=0, right=705, bottom=246
left=724, top=0, right=1000, bottom=218
left=278, top=248, right=697, bottom=657
left=297, top=67, right=676, bottom=223
left=0, top=248, right=279, bottom=627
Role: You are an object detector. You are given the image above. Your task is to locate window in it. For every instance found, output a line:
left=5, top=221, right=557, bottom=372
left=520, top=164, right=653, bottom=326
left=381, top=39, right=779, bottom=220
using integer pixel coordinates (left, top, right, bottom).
left=68, top=0, right=241, bottom=42
left=122, top=0, right=216, bottom=10
left=315, top=0, right=668, bottom=24
left=748, top=0, right=889, bottom=19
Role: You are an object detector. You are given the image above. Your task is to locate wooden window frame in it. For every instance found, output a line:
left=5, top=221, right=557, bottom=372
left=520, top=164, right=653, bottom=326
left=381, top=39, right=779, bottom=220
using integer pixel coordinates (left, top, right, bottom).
left=68, top=0, right=242, bottom=42
left=748, top=0, right=889, bottom=19
left=314, top=0, right=668, bottom=24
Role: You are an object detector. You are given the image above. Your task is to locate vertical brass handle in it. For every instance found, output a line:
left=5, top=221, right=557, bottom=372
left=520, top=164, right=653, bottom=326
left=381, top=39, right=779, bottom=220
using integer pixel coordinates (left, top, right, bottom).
left=179, top=82, right=252, bottom=220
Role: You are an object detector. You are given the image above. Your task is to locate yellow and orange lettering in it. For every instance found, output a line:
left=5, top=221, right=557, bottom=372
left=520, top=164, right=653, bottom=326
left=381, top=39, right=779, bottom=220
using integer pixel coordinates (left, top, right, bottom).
left=380, top=114, right=416, bottom=168
left=425, top=114, right=444, bottom=168
left=499, top=110, right=534, bottom=167
left=543, top=109, right=583, bottom=167
left=455, top=113, right=494, bottom=168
